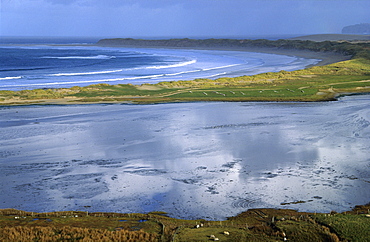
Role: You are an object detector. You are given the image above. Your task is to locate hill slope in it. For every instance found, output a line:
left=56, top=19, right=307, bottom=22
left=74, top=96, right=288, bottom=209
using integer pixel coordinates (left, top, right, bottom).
left=289, top=34, right=370, bottom=42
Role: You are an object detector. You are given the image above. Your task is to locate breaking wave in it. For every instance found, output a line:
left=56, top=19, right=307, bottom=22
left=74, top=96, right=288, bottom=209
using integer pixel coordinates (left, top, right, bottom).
left=0, top=45, right=320, bottom=90
left=202, top=63, right=241, bottom=71
left=143, top=59, right=197, bottom=69
left=0, top=76, right=23, bottom=81
left=42, top=55, right=116, bottom=60
left=0, top=74, right=168, bottom=88
left=48, top=69, right=123, bottom=77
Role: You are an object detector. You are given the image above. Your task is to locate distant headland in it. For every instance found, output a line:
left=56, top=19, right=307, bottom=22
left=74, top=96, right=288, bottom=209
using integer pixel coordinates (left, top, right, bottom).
left=342, top=23, right=370, bottom=35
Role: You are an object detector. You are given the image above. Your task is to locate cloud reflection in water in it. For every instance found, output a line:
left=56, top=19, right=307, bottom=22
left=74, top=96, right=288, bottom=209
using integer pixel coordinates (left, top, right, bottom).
left=0, top=95, right=369, bottom=220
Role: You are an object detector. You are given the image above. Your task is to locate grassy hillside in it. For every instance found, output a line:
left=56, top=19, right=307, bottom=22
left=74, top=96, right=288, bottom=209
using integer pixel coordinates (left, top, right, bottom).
left=1, top=205, right=369, bottom=241
left=290, top=34, right=370, bottom=42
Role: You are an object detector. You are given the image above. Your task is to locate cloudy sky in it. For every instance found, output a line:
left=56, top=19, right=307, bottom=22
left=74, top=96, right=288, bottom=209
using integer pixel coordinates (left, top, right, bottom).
left=0, top=0, right=369, bottom=38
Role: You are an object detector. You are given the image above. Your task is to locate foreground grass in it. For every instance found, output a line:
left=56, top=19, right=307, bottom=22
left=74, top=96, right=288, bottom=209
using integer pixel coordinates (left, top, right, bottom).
left=1, top=204, right=369, bottom=241
left=0, top=58, right=369, bottom=105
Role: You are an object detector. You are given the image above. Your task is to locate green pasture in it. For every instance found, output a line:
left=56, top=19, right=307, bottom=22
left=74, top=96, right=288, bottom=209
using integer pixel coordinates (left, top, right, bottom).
left=314, top=213, right=370, bottom=242
left=2, top=206, right=370, bottom=241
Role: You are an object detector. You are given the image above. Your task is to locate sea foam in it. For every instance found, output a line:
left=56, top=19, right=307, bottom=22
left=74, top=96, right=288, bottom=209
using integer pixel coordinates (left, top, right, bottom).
left=143, top=59, right=196, bottom=69
left=42, top=55, right=115, bottom=60
left=0, top=45, right=320, bottom=90
left=0, top=76, right=23, bottom=81
left=49, top=69, right=123, bottom=77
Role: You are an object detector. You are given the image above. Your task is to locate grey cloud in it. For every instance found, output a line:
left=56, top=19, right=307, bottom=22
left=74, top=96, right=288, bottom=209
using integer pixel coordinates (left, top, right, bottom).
left=1, top=0, right=369, bottom=38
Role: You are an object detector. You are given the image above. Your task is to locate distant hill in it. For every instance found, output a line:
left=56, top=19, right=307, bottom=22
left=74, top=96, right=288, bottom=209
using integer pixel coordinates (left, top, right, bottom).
left=342, top=23, right=370, bottom=34
left=289, top=34, right=370, bottom=42
left=97, top=37, right=370, bottom=59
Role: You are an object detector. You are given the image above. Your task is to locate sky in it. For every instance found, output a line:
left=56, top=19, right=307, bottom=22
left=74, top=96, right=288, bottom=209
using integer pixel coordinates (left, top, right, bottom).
left=0, top=0, right=369, bottom=38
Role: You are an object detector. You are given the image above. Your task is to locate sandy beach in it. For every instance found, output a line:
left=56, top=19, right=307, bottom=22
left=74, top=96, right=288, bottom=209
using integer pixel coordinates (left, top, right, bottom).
left=230, top=47, right=352, bottom=66
left=149, top=45, right=352, bottom=66
left=96, top=42, right=352, bottom=68
left=0, top=36, right=361, bottom=105
left=96, top=34, right=355, bottom=67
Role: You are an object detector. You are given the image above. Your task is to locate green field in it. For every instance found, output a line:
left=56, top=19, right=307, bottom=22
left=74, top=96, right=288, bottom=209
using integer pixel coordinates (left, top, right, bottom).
left=1, top=204, right=369, bottom=241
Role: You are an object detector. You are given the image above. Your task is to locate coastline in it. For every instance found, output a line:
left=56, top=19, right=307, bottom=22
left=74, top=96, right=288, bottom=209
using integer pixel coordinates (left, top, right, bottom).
left=225, top=47, right=352, bottom=66
left=0, top=39, right=368, bottom=105
left=157, top=46, right=352, bottom=66
left=1, top=39, right=369, bottom=241
left=95, top=37, right=355, bottom=66
left=94, top=43, right=351, bottom=67
left=47, top=42, right=353, bottom=66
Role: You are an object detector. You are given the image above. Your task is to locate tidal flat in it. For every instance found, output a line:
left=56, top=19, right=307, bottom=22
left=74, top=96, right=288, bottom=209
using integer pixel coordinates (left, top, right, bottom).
left=0, top=94, right=369, bottom=220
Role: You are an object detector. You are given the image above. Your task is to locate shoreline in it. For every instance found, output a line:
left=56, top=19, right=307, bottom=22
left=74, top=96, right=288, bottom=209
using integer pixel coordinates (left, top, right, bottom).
left=16, top=42, right=353, bottom=66
left=95, top=43, right=352, bottom=67
left=0, top=40, right=368, bottom=106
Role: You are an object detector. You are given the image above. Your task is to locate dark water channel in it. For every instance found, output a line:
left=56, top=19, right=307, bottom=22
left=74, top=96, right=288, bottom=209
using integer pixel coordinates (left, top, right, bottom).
left=0, top=95, right=369, bottom=220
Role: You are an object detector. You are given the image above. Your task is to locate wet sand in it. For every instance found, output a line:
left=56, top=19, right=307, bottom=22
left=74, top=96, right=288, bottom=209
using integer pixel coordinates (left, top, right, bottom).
left=1, top=94, right=369, bottom=220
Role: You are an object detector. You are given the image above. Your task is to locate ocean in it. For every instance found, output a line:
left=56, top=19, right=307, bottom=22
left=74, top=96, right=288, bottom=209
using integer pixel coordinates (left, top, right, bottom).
left=0, top=38, right=320, bottom=90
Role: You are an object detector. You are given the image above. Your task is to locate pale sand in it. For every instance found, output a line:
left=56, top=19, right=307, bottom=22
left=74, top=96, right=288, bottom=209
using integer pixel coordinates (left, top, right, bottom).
left=143, top=45, right=352, bottom=67
left=97, top=34, right=358, bottom=66
left=237, top=47, right=352, bottom=66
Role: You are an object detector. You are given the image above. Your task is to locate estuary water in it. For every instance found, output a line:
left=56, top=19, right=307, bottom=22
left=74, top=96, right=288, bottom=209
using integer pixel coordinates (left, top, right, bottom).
left=0, top=95, right=369, bottom=220
left=0, top=44, right=319, bottom=90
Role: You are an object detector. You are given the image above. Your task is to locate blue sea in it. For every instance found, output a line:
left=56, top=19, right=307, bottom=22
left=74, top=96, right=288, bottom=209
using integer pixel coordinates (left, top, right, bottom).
left=0, top=38, right=320, bottom=90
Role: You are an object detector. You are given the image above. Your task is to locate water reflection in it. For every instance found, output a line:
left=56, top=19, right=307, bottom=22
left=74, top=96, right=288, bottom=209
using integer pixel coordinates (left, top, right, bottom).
left=0, top=95, right=369, bottom=220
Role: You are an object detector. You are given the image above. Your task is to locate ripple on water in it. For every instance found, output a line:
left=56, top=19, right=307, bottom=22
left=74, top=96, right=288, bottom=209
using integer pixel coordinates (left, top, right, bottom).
left=231, top=198, right=261, bottom=209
